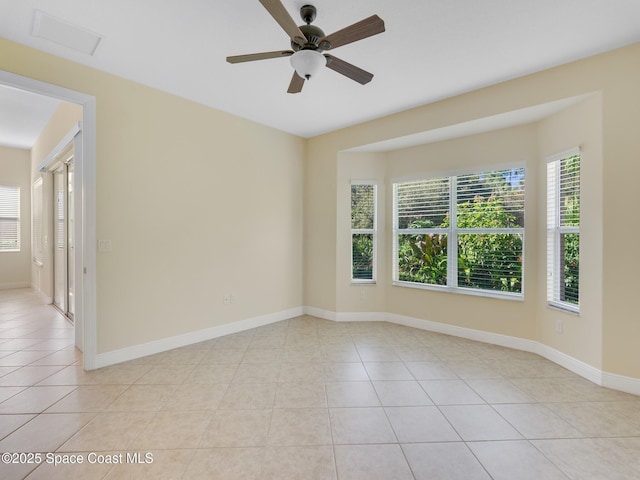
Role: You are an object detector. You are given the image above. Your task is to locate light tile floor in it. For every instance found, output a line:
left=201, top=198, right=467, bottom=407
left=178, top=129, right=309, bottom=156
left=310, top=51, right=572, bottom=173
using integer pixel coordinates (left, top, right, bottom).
left=1, top=288, right=640, bottom=479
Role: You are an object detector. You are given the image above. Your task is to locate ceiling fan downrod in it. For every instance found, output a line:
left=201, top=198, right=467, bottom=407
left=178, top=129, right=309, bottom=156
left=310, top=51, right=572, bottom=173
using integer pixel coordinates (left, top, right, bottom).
left=300, top=4, right=316, bottom=24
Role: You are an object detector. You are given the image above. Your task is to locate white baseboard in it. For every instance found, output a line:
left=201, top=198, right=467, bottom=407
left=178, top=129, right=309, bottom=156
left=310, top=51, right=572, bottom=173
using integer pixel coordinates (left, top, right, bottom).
left=312, top=308, right=640, bottom=396
left=389, top=312, right=640, bottom=395
left=95, top=307, right=304, bottom=369
left=92, top=303, right=640, bottom=396
left=336, top=311, right=388, bottom=322
left=304, top=307, right=387, bottom=323
left=387, top=313, right=539, bottom=353
left=0, top=281, right=31, bottom=290
left=303, top=306, right=336, bottom=321
left=535, top=342, right=603, bottom=385
left=602, top=371, right=640, bottom=396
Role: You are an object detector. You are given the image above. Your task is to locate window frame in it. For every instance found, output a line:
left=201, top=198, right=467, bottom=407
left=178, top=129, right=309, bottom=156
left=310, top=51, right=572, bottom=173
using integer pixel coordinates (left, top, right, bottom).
left=392, top=176, right=451, bottom=291
left=392, top=166, right=525, bottom=301
left=0, top=184, right=20, bottom=253
left=546, top=148, right=580, bottom=314
left=350, top=180, right=378, bottom=284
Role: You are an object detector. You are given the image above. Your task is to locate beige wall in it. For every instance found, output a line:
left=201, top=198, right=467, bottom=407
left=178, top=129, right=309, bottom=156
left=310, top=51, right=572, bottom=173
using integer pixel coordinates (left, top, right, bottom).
left=336, top=152, right=387, bottom=313
left=304, top=137, right=338, bottom=311
left=307, top=42, right=640, bottom=379
left=1, top=38, right=305, bottom=354
left=384, top=124, right=539, bottom=340
left=599, top=47, right=640, bottom=377
left=30, top=102, right=83, bottom=297
left=94, top=80, right=304, bottom=352
left=0, top=146, right=31, bottom=288
left=537, top=94, right=603, bottom=369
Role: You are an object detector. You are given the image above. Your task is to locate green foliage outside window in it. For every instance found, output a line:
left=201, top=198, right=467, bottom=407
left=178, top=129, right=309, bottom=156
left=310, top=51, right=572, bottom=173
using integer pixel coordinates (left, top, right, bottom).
left=560, top=154, right=580, bottom=304
left=398, top=198, right=523, bottom=292
left=453, top=197, right=523, bottom=293
left=398, top=220, right=448, bottom=285
left=351, top=184, right=375, bottom=280
left=352, top=234, right=374, bottom=280
left=561, top=233, right=579, bottom=304
left=396, top=169, right=525, bottom=294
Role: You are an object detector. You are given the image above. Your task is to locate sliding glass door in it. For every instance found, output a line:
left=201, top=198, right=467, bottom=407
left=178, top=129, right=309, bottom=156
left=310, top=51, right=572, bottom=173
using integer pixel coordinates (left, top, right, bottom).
left=53, top=158, right=75, bottom=320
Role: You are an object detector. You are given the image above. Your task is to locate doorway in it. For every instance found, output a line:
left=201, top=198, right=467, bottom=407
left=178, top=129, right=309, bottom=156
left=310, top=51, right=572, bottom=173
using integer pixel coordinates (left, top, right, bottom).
left=53, top=152, right=75, bottom=321
left=0, top=68, right=97, bottom=369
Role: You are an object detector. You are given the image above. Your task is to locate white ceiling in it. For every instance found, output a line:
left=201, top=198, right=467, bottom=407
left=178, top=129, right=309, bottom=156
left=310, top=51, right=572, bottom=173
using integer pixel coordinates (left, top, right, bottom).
left=0, top=85, right=60, bottom=149
left=1, top=0, right=640, bottom=141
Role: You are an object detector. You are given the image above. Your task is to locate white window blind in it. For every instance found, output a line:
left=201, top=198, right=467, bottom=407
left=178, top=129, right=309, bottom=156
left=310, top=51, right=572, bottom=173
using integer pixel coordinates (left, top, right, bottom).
left=547, top=149, right=580, bottom=312
left=0, top=185, right=20, bottom=252
left=396, top=177, right=450, bottom=230
left=393, top=167, right=525, bottom=298
left=394, top=177, right=450, bottom=286
left=32, top=178, right=44, bottom=265
left=351, top=182, right=377, bottom=282
left=456, top=170, right=525, bottom=294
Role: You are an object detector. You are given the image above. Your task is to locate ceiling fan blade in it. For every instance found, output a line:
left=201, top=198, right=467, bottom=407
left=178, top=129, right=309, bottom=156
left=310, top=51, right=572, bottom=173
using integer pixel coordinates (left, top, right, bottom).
left=226, top=50, right=294, bottom=64
left=324, top=55, right=373, bottom=85
left=287, top=72, right=305, bottom=93
left=319, top=15, right=385, bottom=50
left=259, top=0, right=307, bottom=47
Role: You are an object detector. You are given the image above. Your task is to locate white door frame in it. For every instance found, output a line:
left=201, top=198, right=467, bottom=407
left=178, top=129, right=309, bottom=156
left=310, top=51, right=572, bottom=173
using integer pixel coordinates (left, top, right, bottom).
left=0, top=69, right=98, bottom=370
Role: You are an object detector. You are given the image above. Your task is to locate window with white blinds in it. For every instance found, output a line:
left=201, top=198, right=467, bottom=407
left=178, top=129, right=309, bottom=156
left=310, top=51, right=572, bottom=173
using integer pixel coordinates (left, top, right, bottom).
left=351, top=182, right=377, bottom=282
left=395, top=177, right=450, bottom=286
left=32, top=178, right=44, bottom=265
left=393, top=167, right=525, bottom=298
left=0, top=185, right=20, bottom=252
left=547, top=149, right=580, bottom=312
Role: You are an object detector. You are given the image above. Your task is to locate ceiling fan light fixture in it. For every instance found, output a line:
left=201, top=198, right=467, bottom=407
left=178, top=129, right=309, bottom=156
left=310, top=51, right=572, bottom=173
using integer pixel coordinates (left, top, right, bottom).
left=227, top=2, right=385, bottom=93
left=290, top=49, right=325, bottom=80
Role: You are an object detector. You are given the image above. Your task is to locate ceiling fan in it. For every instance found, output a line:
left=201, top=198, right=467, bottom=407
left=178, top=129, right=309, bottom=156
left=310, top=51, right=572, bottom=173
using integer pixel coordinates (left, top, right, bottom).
left=226, top=0, right=385, bottom=93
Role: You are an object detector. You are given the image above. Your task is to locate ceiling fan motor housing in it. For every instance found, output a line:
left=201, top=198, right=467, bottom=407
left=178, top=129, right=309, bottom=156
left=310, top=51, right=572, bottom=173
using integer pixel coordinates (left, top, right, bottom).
left=292, top=23, right=326, bottom=51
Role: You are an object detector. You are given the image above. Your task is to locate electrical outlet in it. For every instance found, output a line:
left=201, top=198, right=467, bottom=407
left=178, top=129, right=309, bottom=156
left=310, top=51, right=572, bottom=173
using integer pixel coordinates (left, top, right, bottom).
left=223, top=294, right=231, bottom=305
left=360, top=290, right=367, bottom=302
left=98, top=239, right=112, bottom=252
left=555, top=319, right=564, bottom=334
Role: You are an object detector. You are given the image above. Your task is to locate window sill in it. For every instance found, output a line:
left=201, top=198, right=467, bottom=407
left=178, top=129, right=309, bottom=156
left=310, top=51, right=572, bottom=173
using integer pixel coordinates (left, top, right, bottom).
left=392, top=280, right=524, bottom=302
left=547, top=301, right=580, bottom=315
left=351, top=280, right=377, bottom=285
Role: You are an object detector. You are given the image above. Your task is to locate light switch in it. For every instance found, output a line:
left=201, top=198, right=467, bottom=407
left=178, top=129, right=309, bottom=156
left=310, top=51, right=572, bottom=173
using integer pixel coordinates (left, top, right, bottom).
left=98, top=239, right=112, bottom=252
